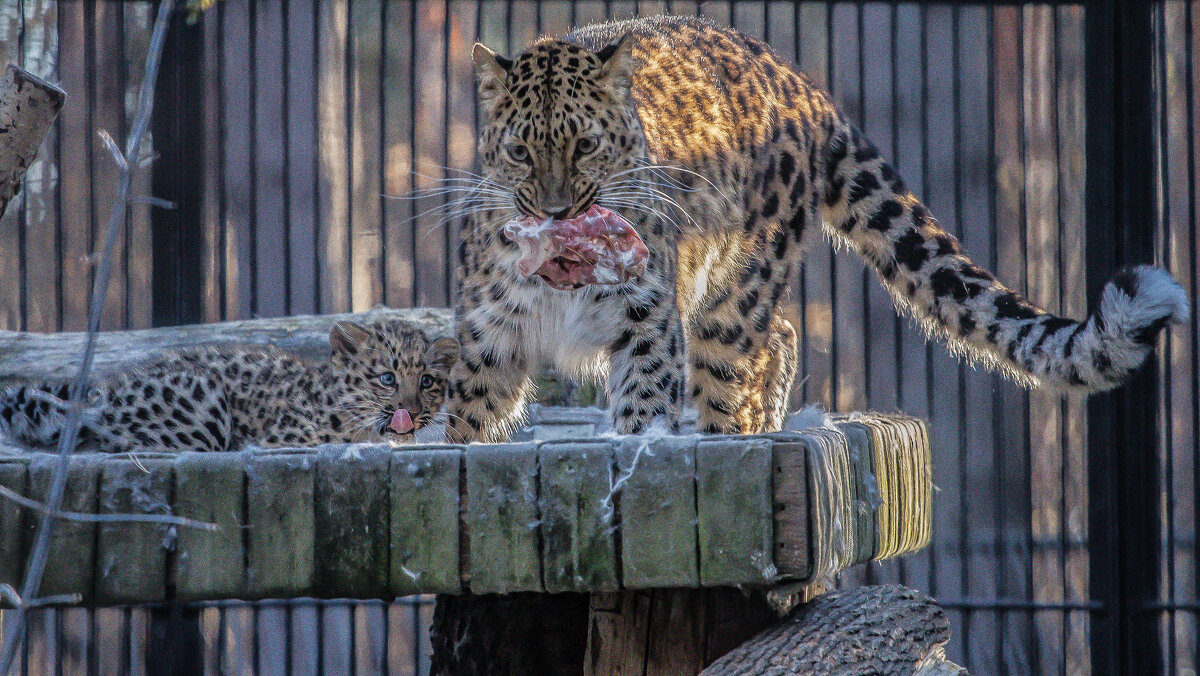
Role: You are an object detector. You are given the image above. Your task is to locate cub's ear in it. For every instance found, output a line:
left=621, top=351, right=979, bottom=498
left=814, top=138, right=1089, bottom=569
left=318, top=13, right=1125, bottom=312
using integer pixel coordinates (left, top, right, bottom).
left=329, top=321, right=371, bottom=355
left=473, top=42, right=512, bottom=112
left=595, top=33, right=635, bottom=97
left=429, top=336, right=461, bottom=369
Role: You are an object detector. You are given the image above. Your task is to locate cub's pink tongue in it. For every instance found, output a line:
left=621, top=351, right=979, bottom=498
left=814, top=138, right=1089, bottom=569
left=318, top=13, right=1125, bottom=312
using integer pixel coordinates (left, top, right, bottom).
left=502, top=205, right=649, bottom=289
left=389, top=409, right=414, bottom=434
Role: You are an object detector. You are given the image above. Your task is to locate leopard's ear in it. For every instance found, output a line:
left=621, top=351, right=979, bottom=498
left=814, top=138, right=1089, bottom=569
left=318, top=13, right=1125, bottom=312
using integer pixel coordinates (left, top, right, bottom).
left=595, top=33, right=635, bottom=98
left=473, top=42, right=512, bottom=113
left=329, top=321, right=371, bottom=356
left=428, top=337, right=460, bottom=369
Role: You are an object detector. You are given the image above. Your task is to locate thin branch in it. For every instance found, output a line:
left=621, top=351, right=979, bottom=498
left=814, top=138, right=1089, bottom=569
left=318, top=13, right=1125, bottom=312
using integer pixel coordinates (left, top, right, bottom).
left=0, top=1, right=178, bottom=671
left=0, top=485, right=219, bottom=532
left=0, top=584, right=83, bottom=610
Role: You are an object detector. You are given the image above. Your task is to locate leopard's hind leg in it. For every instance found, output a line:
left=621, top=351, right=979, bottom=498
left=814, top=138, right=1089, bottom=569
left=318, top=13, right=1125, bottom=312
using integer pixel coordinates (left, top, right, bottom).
left=734, top=312, right=798, bottom=433
left=689, top=225, right=798, bottom=434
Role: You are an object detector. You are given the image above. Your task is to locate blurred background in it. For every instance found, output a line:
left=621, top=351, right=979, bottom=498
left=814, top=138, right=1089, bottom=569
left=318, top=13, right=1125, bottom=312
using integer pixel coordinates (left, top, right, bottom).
left=0, top=1, right=1196, bottom=674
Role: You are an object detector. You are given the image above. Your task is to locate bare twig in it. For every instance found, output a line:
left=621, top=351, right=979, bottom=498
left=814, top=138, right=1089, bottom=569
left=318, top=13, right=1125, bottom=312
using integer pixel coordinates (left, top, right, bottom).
left=0, top=585, right=82, bottom=611
left=0, top=486, right=219, bottom=532
left=0, top=1, right=178, bottom=670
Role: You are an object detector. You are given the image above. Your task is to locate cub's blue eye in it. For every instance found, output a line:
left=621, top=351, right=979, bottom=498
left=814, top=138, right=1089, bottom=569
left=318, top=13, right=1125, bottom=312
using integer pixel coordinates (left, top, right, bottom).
left=420, top=374, right=435, bottom=388
left=379, top=373, right=396, bottom=387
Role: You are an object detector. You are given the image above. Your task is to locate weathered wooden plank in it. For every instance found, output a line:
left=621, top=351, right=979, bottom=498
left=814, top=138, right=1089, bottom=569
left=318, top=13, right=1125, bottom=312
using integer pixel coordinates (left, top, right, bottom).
left=173, top=451, right=244, bottom=601
left=96, top=455, right=174, bottom=604
left=695, top=438, right=775, bottom=586
left=314, top=444, right=391, bottom=598
left=390, top=447, right=462, bottom=595
left=836, top=421, right=878, bottom=562
left=617, top=436, right=698, bottom=589
left=465, top=442, right=542, bottom=594
left=770, top=436, right=809, bottom=579
left=24, top=453, right=100, bottom=601
left=0, top=456, right=29, bottom=591
left=538, top=440, right=618, bottom=593
left=245, top=449, right=316, bottom=598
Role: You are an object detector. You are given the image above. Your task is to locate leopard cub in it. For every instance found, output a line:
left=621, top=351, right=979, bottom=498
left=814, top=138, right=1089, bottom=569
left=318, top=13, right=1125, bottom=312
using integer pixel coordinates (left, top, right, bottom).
left=0, top=320, right=459, bottom=453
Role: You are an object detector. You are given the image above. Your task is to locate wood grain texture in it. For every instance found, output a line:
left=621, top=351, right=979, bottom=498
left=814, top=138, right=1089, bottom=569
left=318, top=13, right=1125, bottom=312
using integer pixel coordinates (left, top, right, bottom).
left=538, top=440, right=618, bottom=593
left=617, top=436, right=699, bottom=589
left=25, top=454, right=100, bottom=601
left=0, top=457, right=29, bottom=591
left=695, top=437, right=775, bottom=586
left=96, top=455, right=173, bottom=604
left=465, top=442, right=542, bottom=594
left=0, top=306, right=452, bottom=382
left=314, top=444, right=391, bottom=598
left=245, top=449, right=317, bottom=597
left=390, top=446, right=462, bottom=595
left=700, top=584, right=965, bottom=675
left=173, top=450, right=244, bottom=601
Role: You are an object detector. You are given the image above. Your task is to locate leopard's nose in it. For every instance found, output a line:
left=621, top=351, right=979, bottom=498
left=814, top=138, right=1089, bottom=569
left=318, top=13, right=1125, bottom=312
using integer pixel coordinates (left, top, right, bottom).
left=543, top=202, right=572, bottom=219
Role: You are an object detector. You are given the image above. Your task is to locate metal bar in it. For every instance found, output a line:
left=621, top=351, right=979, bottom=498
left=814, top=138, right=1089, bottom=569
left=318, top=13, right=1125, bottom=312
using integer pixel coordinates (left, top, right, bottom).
left=1085, top=1, right=1164, bottom=675
left=938, top=599, right=1104, bottom=612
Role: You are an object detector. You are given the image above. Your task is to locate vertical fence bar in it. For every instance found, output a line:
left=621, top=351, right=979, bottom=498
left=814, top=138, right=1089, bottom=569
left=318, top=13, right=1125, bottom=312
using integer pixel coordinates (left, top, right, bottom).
left=1085, top=1, right=1163, bottom=675
left=150, top=6, right=205, bottom=328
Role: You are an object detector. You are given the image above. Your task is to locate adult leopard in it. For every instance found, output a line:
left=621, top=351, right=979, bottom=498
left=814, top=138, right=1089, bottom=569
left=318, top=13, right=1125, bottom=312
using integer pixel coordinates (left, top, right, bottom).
left=445, top=14, right=1188, bottom=444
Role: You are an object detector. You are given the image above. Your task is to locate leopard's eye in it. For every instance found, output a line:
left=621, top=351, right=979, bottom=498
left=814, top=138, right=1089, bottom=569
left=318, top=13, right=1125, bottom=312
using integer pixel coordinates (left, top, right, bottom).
left=575, top=136, right=598, bottom=157
left=505, top=143, right=529, bottom=163
left=86, top=387, right=103, bottom=403
left=378, top=373, right=397, bottom=387
left=420, top=374, right=435, bottom=389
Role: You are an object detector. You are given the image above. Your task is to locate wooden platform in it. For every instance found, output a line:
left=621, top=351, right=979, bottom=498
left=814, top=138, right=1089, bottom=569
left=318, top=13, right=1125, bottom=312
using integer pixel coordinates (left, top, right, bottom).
left=0, top=412, right=931, bottom=607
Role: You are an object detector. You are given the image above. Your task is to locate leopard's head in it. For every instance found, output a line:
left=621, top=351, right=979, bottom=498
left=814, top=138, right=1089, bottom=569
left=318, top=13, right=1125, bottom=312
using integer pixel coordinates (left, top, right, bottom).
left=472, top=34, right=645, bottom=225
left=327, top=321, right=459, bottom=443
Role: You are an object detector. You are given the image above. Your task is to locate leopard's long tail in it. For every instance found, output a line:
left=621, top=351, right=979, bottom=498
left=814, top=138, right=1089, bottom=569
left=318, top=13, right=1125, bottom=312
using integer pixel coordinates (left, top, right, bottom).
left=819, top=122, right=1189, bottom=392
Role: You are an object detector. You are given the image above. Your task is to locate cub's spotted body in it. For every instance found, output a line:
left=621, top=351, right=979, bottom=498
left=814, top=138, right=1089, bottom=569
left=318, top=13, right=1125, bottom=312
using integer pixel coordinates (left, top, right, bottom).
left=446, top=15, right=1188, bottom=443
left=0, top=321, right=459, bottom=453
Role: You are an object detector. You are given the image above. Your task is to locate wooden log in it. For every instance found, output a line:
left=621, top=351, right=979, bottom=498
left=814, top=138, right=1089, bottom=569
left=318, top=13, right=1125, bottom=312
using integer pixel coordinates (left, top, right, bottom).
left=0, top=64, right=66, bottom=222
left=699, top=584, right=967, bottom=675
left=390, top=446, right=462, bottom=595
left=0, top=456, right=29, bottom=591
left=96, top=455, right=174, bottom=604
left=313, top=444, right=391, bottom=598
left=465, top=442, right=542, bottom=594
left=538, top=440, right=618, bottom=593
left=695, top=438, right=775, bottom=586
left=244, top=449, right=316, bottom=598
left=25, top=454, right=101, bottom=602
left=0, top=307, right=452, bottom=382
left=617, top=436, right=699, bottom=588
left=173, top=451, right=244, bottom=601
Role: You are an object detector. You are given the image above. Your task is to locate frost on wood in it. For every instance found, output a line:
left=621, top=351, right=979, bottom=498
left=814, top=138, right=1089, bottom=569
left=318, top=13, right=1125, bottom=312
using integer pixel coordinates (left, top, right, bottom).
left=0, top=64, right=65, bottom=222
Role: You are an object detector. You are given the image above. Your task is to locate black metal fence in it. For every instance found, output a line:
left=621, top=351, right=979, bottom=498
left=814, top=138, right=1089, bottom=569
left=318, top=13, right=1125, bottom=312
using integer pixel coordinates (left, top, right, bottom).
left=0, top=1, right=1196, bottom=674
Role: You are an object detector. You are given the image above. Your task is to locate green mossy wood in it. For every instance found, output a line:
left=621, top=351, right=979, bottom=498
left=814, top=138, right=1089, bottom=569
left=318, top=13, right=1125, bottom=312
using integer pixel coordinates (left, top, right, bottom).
left=538, top=441, right=619, bottom=593
left=390, top=447, right=462, bottom=595
left=465, top=443, right=543, bottom=594
left=0, top=415, right=932, bottom=607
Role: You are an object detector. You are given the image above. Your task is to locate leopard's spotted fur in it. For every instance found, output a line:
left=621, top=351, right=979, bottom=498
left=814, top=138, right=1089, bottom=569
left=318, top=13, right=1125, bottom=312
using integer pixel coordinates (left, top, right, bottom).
left=446, top=15, right=1188, bottom=443
left=0, top=321, right=459, bottom=453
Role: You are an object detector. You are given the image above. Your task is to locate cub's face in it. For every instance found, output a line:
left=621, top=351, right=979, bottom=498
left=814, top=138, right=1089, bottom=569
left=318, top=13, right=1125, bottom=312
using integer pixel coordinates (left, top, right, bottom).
left=472, top=36, right=645, bottom=225
left=328, top=321, right=459, bottom=443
